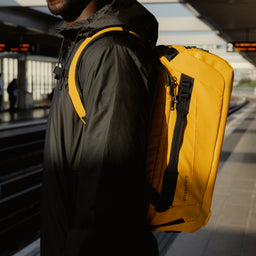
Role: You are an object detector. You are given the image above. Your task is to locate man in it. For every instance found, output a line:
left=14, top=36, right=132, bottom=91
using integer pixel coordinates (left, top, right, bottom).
left=42, top=0, right=159, bottom=255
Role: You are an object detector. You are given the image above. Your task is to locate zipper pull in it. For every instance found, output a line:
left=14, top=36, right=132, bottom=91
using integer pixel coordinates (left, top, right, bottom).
left=53, top=66, right=63, bottom=81
left=170, top=91, right=175, bottom=111
left=167, top=74, right=174, bottom=111
left=169, top=75, right=178, bottom=111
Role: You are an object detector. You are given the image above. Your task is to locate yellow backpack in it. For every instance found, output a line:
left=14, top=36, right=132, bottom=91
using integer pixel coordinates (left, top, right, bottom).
left=67, top=27, right=234, bottom=233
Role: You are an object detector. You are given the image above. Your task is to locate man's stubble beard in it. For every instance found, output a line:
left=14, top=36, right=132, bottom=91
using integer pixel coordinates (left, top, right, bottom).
left=48, top=0, right=93, bottom=22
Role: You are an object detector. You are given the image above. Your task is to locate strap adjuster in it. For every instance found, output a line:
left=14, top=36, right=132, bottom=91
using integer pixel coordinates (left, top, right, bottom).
left=53, top=66, right=68, bottom=80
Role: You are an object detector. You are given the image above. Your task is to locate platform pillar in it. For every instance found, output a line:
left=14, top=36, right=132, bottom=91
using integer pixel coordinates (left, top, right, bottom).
left=17, top=55, right=30, bottom=109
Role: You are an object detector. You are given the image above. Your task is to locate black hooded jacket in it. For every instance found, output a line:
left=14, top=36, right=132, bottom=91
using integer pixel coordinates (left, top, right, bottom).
left=41, top=1, right=159, bottom=255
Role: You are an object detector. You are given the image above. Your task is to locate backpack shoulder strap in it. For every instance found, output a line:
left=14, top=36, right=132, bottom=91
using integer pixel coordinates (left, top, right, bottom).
left=68, top=26, right=141, bottom=125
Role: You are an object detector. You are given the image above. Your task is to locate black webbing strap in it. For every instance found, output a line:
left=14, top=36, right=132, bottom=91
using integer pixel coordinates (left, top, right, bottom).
left=153, top=73, right=194, bottom=212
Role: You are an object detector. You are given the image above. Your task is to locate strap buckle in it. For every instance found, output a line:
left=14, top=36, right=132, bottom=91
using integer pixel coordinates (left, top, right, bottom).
left=53, top=66, right=68, bottom=80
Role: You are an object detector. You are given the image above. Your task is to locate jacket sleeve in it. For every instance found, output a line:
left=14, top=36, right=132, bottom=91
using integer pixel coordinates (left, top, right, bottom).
left=64, top=37, right=154, bottom=254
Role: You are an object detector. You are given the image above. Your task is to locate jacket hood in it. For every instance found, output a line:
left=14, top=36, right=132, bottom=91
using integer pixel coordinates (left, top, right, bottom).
left=61, top=0, right=158, bottom=47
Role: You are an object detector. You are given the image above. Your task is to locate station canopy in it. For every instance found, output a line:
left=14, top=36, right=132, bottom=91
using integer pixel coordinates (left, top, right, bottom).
left=0, top=0, right=255, bottom=69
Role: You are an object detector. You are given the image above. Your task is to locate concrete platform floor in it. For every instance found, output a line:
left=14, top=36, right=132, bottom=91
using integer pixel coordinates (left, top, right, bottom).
left=165, top=102, right=256, bottom=256
left=0, top=108, right=49, bottom=127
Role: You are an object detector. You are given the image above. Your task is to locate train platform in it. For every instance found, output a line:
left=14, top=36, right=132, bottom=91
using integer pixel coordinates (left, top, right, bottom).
left=11, top=101, right=256, bottom=256
left=0, top=108, right=49, bottom=127
left=0, top=108, right=49, bottom=139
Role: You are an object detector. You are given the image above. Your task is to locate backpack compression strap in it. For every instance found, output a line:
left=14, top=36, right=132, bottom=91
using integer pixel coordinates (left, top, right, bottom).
left=162, top=73, right=194, bottom=211
left=151, top=47, right=195, bottom=213
left=68, top=26, right=141, bottom=125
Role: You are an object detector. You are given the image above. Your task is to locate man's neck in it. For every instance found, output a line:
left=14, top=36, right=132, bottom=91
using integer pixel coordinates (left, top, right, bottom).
left=64, top=0, right=97, bottom=27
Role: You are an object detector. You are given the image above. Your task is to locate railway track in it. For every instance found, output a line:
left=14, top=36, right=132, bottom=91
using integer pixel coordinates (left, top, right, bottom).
left=228, top=98, right=249, bottom=116
left=0, top=122, right=45, bottom=256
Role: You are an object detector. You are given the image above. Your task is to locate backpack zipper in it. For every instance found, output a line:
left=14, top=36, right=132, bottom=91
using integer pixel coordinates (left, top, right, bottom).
left=169, top=75, right=179, bottom=111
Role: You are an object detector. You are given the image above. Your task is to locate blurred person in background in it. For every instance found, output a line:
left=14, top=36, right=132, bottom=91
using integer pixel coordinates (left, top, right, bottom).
left=7, top=78, right=17, bottom=112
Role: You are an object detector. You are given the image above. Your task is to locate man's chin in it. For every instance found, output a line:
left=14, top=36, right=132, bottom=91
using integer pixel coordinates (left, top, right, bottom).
left=47, top=0, right=65, bottom=16
left=47, top=0, right=92, bottom=22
